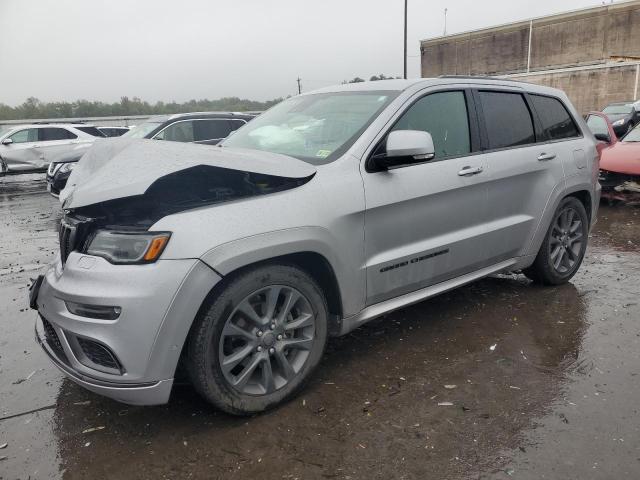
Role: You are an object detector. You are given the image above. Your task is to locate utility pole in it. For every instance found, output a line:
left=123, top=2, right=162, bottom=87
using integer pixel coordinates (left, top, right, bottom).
left=444, top=8, right=448, bottom=36
left=403, top=0, right=408, bottom=79
left=296, top=77, right=302, bottom=95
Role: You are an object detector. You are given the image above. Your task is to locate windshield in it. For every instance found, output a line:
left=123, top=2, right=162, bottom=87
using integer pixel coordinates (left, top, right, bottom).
left=221, top=91, right=398, bottom=164
left=123, top=121, right=163, bottom=139
left=603, top=104, right=632, bottom=115
left=622, top=123, right=640, bottom=142
left=0, top=126, right=14, bottom=137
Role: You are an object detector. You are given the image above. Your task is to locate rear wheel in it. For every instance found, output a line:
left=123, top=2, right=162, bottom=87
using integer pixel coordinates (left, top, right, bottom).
left=523, top=197, right=588, bottom=285
left=186, top=264, right=328, bottom=415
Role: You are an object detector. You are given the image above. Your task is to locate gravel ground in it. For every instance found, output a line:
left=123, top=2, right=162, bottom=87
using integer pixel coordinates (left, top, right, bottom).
left=1, top=173, right=639, bottom=480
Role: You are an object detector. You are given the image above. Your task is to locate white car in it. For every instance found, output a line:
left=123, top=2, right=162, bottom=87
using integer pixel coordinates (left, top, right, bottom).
left=0, top=123, right=103, bottom=173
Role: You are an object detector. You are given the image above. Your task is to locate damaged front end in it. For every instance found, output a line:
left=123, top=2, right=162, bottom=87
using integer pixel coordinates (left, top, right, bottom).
left=60, top=163, right=313, bottom=264
left=599, top=170, right=640, bottom=204
left=57, top=139, right=316, bottom=260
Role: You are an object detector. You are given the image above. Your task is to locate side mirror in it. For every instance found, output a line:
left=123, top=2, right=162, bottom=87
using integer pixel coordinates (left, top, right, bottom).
left=594, top=133, right=611, bottom=143
left=1, top=138, right=13, bottom=145
left=376, top=130, right=435, bottom=169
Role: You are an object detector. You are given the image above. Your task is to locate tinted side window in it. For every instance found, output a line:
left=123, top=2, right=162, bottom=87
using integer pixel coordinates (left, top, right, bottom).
left=585, top=115, right=609, bottom=137
left=40, top=128, right=77, bottom=141
left=9, top=129, right=38, bottom=143
left=478, top=91, right=535, bottom=149
left=77, top=126, right=106, bottom=137
left=155, top=121, right=195, bottom=142
left=193, top=120, right=233, bottom=142
left=392, top=91, right=470, bottom=158
left=530, top=95, right=580, bottom=140
left=229, top=119, right=247, bottom=131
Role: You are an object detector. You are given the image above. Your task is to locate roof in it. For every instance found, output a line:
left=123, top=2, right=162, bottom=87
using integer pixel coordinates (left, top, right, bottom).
left=308, top=79, right=424, bottom=94
left=305, top=76, right=566, bottom=97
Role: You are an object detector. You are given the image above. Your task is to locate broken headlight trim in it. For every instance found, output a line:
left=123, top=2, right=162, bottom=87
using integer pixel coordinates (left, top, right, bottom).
left=86, top=230, right=171, bottom=264
left=59, top=162, right=76, bottom=173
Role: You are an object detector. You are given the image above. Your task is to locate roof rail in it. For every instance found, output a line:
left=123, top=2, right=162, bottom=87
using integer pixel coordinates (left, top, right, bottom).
left=438, top=75, right=501, bottom=80
left=32, top=120, right=87, bottom=125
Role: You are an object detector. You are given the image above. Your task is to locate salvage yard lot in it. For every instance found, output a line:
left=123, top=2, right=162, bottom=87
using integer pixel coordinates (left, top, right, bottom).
left=1, top=173, right=640, bottom=479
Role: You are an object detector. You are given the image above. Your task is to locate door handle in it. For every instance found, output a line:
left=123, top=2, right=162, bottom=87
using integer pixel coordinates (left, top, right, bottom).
left=537, top=152, right=556, bottom=161
left=458, top=166, right=483, bottom=176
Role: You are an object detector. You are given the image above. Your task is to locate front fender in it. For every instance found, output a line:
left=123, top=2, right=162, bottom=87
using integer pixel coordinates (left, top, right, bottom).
left=200, top=226, right=365, bottom=317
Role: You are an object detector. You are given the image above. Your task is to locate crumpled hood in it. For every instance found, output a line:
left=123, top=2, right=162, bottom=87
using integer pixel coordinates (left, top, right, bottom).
left=605, top=113, right=630, bottom=124
left=600, top=142, right=640, bottom=175
left=61, top=138, right=316, bottom=208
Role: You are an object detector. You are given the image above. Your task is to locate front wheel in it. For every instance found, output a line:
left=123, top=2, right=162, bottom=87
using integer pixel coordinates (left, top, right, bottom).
left=523, top=197, right=588, bottom=285
left=186, top=264, right=328, bottom=415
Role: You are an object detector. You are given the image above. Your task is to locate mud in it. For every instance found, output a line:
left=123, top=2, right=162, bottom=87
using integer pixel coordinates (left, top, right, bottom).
left=1, top=173, right=639, bottom=480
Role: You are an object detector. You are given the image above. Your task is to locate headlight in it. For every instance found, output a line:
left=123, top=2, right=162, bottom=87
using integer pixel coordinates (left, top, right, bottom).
left=86, top=230, right=171, bottom=264
left=59, top=162, right=75, bottom=173
left=612, top=119, right=625, bottom=126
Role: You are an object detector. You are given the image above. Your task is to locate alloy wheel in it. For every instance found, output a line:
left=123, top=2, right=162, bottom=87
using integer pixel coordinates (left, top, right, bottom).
left=218, top=285, right=316, bottom=395
left=549, top=207, right=584, bottom=274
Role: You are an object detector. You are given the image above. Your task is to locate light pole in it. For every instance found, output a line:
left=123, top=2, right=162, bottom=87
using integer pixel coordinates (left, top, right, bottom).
left=444, top=8, right=448, bottom=36
left=403, top=0, right=408, bottom=79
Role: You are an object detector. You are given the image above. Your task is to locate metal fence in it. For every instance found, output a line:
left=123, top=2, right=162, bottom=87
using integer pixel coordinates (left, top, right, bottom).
left=0, top=115, right=153, bottom=127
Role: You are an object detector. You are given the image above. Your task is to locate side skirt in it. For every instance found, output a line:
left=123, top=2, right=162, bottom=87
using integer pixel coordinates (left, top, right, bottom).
left=338, top=258, right=521, bottom=335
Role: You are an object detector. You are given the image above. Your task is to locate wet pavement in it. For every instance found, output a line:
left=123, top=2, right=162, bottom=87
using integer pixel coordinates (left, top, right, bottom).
left=1, top=173, right=639, bottom=480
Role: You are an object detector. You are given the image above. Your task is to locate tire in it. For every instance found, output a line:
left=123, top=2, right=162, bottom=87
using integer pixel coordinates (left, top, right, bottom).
left=523, top=197, right=589, bottom=285
left=186, top=264, right=328, bottom=415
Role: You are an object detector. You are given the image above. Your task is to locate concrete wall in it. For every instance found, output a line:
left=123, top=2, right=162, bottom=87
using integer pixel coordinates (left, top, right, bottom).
left=421, top=0, right=640, bottom=77
left=509, top=64, right=640, bottom=114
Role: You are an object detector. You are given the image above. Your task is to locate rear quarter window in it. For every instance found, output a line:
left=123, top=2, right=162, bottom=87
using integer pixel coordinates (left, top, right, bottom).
left=530, top=95, right=580, bottom=141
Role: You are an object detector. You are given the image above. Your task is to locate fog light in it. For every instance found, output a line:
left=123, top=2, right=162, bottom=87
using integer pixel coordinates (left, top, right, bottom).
left=65, top=301, right=121, bottom=320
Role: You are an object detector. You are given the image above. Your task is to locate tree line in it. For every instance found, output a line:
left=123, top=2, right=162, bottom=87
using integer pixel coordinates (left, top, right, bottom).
left=0, top=75, right=399, bottom=120
left=0, top=96, right=283, bottom=121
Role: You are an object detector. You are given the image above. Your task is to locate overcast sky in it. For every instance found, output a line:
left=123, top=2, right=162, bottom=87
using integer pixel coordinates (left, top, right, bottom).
left=0, top=0, right=606, bottom=106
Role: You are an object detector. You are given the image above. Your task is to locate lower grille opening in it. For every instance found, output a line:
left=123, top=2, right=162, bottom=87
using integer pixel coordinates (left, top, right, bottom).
left=41, top=317, right=69, bottom=364
left=77, top=337, right=122, bottom=373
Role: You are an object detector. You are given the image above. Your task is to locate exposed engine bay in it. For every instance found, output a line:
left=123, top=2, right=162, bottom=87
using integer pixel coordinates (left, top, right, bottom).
left=599, top=170, right=640, bottom=204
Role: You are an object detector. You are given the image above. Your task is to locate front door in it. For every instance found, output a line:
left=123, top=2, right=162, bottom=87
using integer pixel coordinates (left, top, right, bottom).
left=362, top=89, right=491, bottom=306
left=1, top=128, right=47, bottom=171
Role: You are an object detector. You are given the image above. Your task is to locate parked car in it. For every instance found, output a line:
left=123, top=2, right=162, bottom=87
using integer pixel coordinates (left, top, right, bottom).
left=31, top=78, right=599, bottom=414
left=586, top=111, right=640, bottom=203
left=98, top=126, right=130, bottom=137
left=47, top=112, right=254, bottom=197
left=46, top=145, right=92, bottom=197
left=124, top=112, right=255, bottom=144
left=0, top=123, right=102, bottom=173
left=601, top=101, right=640, bottom=137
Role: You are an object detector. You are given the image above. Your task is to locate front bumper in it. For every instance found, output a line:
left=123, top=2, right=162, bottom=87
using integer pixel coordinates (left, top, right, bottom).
left=34, top=253, right=221, bottom=405
left=35, top=321, right=173, bottom=405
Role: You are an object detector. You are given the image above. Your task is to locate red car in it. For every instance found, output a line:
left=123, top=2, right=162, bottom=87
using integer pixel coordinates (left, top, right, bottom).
left=586, top=111, right=640, bottom=203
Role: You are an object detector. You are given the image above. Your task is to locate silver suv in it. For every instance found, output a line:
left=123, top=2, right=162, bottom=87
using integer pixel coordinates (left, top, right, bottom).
left=31, top=78, right=600, bottom=415
left=0, top=123, right=101, bottom=173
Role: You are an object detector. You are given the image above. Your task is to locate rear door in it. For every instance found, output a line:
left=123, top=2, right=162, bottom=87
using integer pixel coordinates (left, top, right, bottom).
left=362, top=88, right=492, bottom=305
left=193, top=119, right=235, bottom=145
left=476, top=89, right=573, bottom=263
left=39, top=127, right=79, bottom=164
left=1, top=128, right=46, bottom=171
